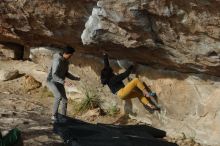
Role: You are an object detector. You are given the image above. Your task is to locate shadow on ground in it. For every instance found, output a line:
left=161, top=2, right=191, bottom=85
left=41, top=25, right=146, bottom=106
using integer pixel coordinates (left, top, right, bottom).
left=53, top=114, right=178, bottom=146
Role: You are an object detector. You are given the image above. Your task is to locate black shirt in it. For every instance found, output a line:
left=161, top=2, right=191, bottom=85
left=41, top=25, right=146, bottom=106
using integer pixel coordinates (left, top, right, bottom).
left=102, top=55, right=132, bottom=94
left=108, top=69, right=132, bottom=94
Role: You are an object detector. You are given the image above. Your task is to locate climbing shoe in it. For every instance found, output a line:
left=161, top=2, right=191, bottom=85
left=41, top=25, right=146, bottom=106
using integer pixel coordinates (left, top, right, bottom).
left=154, top=107, right=161, bottom=113
left=149, top=92, right=156, bottom=97
left=144, top=105, right=155, bottom=114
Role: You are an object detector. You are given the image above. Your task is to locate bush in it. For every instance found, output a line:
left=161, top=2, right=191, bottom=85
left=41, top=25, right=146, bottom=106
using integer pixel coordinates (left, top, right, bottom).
left=106, top=105, right=119, bottom=117
left=77, top=88, right=102, bottom=113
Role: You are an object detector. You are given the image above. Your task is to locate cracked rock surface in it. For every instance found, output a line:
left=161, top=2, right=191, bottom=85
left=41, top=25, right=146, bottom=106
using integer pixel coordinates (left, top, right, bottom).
left=0, top=0, right=220, bottom=76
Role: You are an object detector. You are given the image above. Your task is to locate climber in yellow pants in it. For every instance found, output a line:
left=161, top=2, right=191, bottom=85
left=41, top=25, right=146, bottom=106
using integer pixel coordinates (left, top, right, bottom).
left=100, top=53, right=160, bottom=112
left=117, top=78, right=150, bottom=105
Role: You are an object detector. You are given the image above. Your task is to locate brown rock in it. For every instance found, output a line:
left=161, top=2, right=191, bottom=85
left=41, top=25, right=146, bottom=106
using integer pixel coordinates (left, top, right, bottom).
left=81, top=108, right=101, bottom=121
left=0, top=43, right=24, bottom=60
left=29, top=47, right=220, bottom=146
left=24, top=75, right=42, bottom=91
left=176, top=140, right=183, bottom=146
left=194, top=143, right=200, bottom=146
left=82, top=0, right=220, bottom=77
left=1, top=1, right=220, bottom=145
left=0, top=0, right=220, bottom=76
left=184, top=138, right=195, bottom=146
left=0, top=69, right=19, bottom=81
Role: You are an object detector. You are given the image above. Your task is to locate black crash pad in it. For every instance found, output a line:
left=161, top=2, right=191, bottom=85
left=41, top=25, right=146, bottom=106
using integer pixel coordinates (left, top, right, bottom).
left=53, top=114, right=178, bottom=146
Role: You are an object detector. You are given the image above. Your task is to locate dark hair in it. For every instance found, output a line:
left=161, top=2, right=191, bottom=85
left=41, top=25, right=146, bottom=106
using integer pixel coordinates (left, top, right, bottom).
left=63, top=46, right=75, bottom=54
left=101, top=67, right=113, bottom=85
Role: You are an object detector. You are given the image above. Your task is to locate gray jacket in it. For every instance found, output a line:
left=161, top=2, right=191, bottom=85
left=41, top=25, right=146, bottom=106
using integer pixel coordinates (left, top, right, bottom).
left=47, top=53, right=77, bottom=84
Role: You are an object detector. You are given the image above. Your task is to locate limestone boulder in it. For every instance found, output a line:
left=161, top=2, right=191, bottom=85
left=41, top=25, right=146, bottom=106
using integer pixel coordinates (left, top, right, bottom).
left=0, top=0, right=220, bottom=76
left=31, top=48, right=220, bottom=145
left=1, top=0, right=220, bottom=145
left=0, top=43, right=24, bottom=59
left=24, top=75, right=42, bottom=91
left=82, top=0, right=220, bottom=76
left=0, top=69, right=19, bottom=81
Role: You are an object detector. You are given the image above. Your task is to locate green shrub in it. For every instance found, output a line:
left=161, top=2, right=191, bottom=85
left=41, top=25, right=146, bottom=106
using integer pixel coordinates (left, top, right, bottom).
left=77, top=88, right=102, bottom=113
left=106, top=105, right=119, bottom=117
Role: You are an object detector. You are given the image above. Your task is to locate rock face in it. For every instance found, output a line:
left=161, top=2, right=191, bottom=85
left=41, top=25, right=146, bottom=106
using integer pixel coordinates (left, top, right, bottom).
left=82, top=0, right=220, bottom=76
left=1, top=0, right=220, bottom=145
left=0, top=0, right=220, bottom=76
left=24, top=75, right=42, bottom=92
left=0, top=0, right=96, bottom=47
left=30, top=47, right=220, bottom=146
left=0, top=43, right=24, bottom=59
left=0, top=69, right=19, bottom=81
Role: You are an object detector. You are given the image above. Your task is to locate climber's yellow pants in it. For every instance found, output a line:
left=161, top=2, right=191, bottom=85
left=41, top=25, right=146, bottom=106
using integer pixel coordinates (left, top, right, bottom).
left=117, top=78, right=149, bottom=105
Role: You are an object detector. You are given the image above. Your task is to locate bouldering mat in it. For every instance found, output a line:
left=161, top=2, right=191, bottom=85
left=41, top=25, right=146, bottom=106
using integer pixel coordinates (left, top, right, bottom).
left=53, top=114, right=178, bottom=146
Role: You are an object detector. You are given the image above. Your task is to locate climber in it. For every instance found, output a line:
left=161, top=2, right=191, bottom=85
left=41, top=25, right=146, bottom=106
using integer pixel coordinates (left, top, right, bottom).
left=47, top=46, right=80, bottom=121
left=100, top=53, right=160, bottom=113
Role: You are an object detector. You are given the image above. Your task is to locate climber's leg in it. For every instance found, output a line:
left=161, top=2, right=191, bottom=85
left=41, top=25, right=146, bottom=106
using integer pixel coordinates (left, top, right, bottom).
left=117, top=78, right=145, bottom=98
